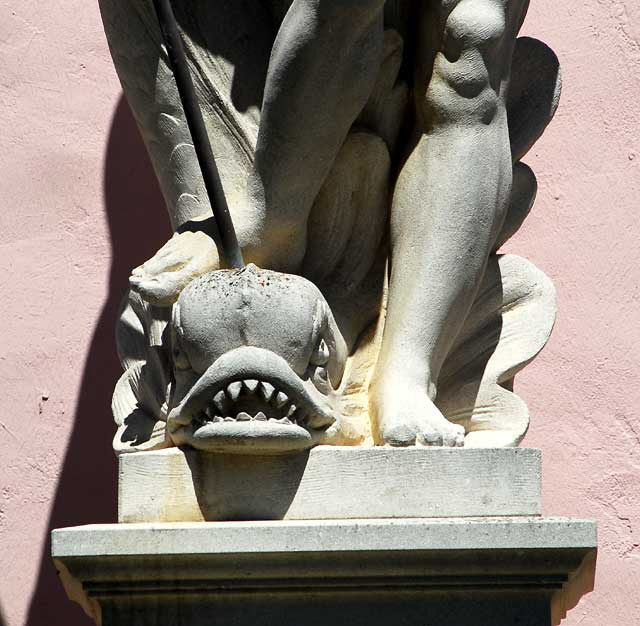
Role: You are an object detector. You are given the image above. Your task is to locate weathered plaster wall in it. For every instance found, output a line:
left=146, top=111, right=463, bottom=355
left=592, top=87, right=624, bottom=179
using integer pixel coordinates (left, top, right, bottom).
left=509, top=2, right=640, bottom=623
left=0, top=1, right=638, bottom=625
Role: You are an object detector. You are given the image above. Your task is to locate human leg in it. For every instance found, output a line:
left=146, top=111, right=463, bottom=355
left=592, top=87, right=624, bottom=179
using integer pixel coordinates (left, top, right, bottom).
left=371, top=0, right=529, bottom=447
left=125, top=0, right=386, bottom=302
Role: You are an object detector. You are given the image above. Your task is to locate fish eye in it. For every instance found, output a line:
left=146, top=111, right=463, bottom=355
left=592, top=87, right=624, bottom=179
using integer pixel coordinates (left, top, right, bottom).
left=310, top=338, right=330, bottom=366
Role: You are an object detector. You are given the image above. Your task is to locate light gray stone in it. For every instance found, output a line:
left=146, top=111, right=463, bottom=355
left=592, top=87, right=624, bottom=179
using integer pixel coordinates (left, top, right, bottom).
left=52, top=517, right=597, bottom=557
left=102, top=0, right=562, bottom=455
left=52, top=517, right=596, bottom=626
left=54, top=6, right=594, bottom=625
left=118, top=446, right=542, bottom=522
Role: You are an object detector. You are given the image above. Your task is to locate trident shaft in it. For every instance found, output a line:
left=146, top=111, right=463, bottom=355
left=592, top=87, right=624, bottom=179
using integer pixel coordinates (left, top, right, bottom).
left=151, top=0, right=245, bottom=270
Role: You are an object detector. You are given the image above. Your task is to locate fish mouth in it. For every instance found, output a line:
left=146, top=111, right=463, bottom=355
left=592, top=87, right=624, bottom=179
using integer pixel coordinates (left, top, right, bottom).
left=168, top=347, right=337, bottom=455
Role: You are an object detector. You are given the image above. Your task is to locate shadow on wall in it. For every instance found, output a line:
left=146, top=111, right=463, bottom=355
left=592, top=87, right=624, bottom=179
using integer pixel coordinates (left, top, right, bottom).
left=25, top=97, right=170, bottom=626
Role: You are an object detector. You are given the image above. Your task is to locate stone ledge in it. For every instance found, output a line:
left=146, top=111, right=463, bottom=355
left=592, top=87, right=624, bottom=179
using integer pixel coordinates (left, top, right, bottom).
left=118, top=446, right=542, bottom=522
left=53, top=517, right=595, bottom=558
left=52, top=518, right=596, bottom=626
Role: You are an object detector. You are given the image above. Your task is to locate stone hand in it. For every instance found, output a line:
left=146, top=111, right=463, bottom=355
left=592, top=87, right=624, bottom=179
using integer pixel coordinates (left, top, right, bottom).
left=130, top=229, right=220, bottom=307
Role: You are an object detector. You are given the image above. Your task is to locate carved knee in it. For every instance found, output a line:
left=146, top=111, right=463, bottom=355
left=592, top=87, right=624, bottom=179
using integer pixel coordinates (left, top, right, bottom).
left=445, top=0, right=506, bottom=51
left=423, top=0, right=508, bottom=126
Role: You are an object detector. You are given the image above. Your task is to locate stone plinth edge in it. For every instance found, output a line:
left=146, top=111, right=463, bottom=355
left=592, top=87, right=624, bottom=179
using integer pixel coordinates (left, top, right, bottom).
left=53, top=517, right=596, bottom=626
left=119, top=446, right=541, bottom=522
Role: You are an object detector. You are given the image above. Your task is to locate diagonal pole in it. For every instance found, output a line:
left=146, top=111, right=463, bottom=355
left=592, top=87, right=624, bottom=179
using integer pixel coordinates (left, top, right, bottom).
left=152, top=0, right=245, bottom=269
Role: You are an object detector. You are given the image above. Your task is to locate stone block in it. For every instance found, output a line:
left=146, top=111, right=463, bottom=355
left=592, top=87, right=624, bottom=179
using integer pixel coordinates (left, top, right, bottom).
left=118, top=446, right=542, bottom=522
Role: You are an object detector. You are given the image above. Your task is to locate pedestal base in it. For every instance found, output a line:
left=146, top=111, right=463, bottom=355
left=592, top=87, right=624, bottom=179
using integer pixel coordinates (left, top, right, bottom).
left=118, top=447, right=541, bottom=522
left=52, top=517, right=596, bottom=626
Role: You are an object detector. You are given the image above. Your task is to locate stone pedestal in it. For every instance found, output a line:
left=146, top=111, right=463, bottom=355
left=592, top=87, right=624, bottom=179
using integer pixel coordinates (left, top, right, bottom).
left=52, top=448, right=597, bottom=626
left=118, top=447, right=542, bottom=522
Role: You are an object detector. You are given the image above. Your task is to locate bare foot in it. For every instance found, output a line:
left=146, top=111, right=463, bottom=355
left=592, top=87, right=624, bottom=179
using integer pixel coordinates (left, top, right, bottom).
left=371, top=378, right=465, bottom=447
left=130, top=230, right=220, bottom=307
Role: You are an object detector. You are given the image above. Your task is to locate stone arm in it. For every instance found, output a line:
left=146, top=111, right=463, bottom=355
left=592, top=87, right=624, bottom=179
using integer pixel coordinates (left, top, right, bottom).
left=102, top=0, right=387, bottom=303
left=242, top=0, right=387, bottom=272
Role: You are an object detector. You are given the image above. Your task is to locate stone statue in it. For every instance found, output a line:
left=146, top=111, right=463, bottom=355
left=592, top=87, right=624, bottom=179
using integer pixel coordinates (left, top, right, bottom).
left=100, top=0, right=561, bottom=455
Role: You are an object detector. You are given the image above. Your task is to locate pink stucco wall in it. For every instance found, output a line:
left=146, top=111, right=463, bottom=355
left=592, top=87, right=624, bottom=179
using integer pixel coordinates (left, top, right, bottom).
left=0, top=1, right=638, bottom=625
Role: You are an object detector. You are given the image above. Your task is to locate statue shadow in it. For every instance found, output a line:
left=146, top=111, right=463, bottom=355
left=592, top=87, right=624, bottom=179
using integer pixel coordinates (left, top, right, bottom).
left=435, top=255, right=506, bottom=436
left=183, top=449, right=309, bottom=521
left=25, top=96, right=170, bottom=626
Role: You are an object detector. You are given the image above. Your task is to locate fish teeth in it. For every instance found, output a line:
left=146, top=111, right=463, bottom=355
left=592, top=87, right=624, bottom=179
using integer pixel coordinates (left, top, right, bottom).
left=286, top=404, right=297, bottom=419
left=292, top=407, right=307, bottom=424
left=259, top=382, right=275, bottom=402
left=306, top=412, right=334, bottom=428
left=211, top=415, right=224, bottom=423
left=213, top=390, right=227, bottom=413
left=276, top=416, right=292, bottom=425
left=274, top=391, right=289, bottom=409
left=223, top=416, right=235, bottom=422
left=254, top=412, right=267, bottom=421
left=237, top=412, right=252, bottom=421
left=244, top=379, right=259, bottom=393
left=226, top=381, right=242, bottom=402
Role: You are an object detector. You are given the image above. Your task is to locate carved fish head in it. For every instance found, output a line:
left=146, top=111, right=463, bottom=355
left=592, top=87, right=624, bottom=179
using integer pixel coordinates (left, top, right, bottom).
left=166, top=264, right=347, bottom=454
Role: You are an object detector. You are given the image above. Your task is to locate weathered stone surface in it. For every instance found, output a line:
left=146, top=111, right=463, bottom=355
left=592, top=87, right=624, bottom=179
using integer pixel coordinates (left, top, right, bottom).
left=118, top=446, right=542, bottom=522
left=53, top=517, right=597, bottom=557
left=102, top=0, right=562, bottom=455
left=52, top=517, right=596, bottom=626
